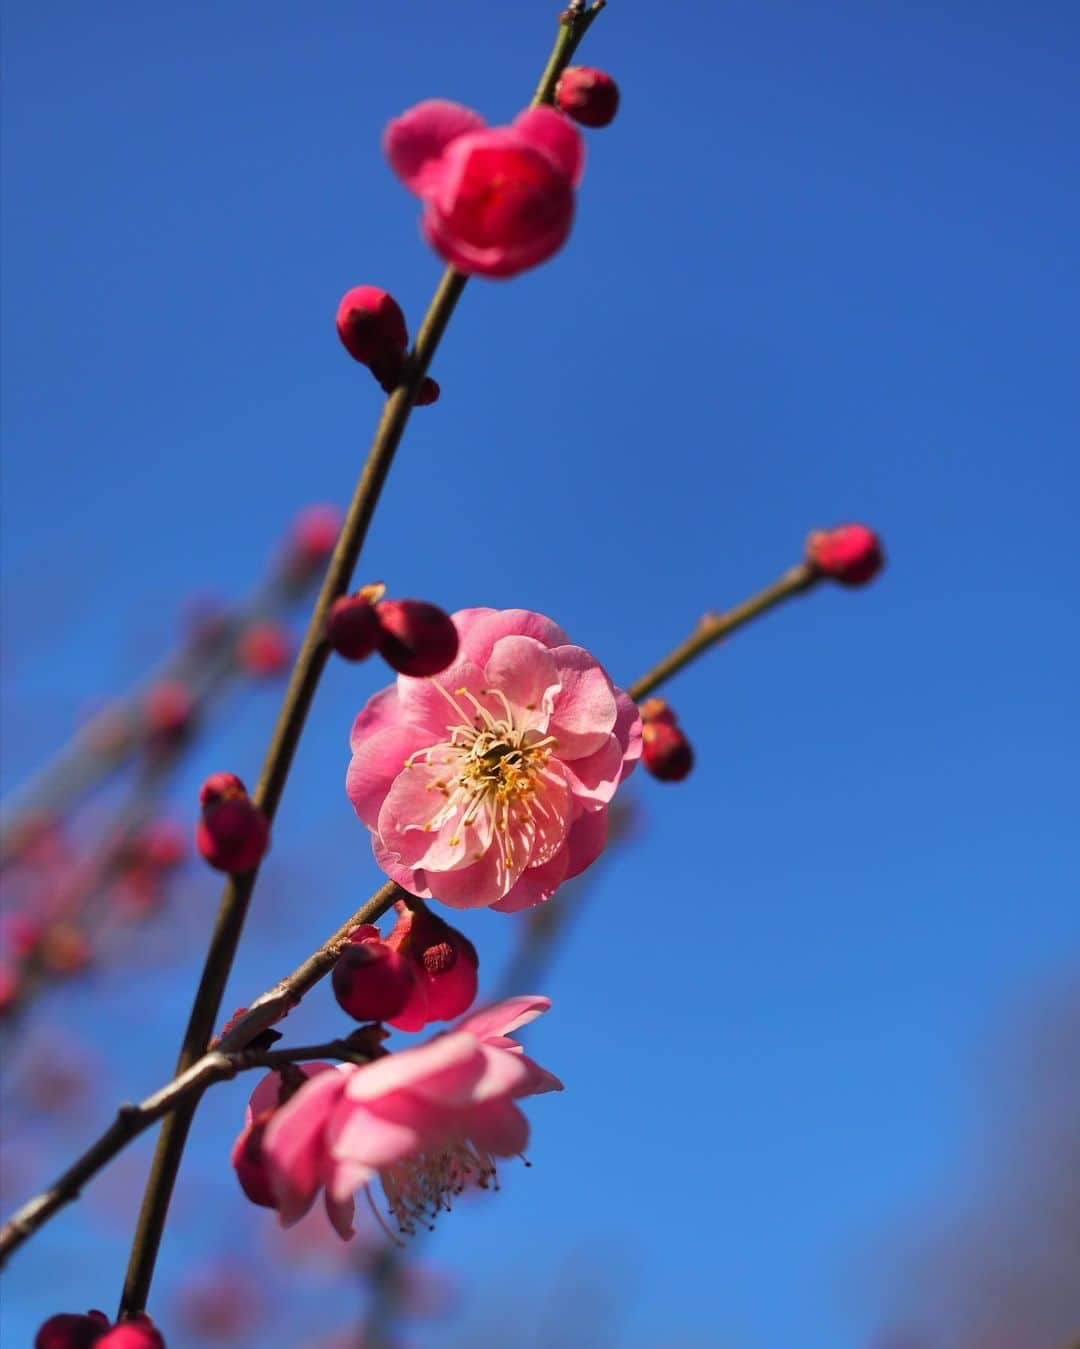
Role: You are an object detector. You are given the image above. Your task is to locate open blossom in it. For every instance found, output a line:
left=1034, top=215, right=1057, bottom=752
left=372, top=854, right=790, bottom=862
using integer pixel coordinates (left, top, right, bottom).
left=347, top=608, right=642, bottom=911
left=384, top=99, right=584, bottom=279
left=243, top=997, right=561, bottom=1240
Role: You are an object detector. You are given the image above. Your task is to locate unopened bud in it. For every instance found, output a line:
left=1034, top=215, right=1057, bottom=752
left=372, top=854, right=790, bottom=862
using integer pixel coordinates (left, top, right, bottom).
left=231, top=1109, right=277, bottom=1208
left=376, top=599, right=459, bottom=677
left=285, top=504, right=343, bottom=578
left=555, top=66, right=620, bottom=128
left=806, top=524, right=884, bottom=586
left=642, top=720, right=694, bottom=782
left=414, top=376, right=440, bottom=406
left=237, top=621, right=292, bottom=677
left=332, top=938, right=419, bottom=1022
left=639, top=697, right=677, bottom=726
left=335, top=286, right=408, bottom=368
left=326, top=584, right=385, bottom=662
left=196, top=774, right=269, bottom=873
left=34, top=1311, right=110, bottom=1349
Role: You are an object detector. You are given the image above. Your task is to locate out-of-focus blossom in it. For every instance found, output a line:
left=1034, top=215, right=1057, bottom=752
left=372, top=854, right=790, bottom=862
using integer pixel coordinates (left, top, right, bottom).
left=384, top=100, right=584, bottom=278
left=283, top=504, right=344, bottom=582
left=142, top=681, right=194, bottom=744
left=347, top=607, right=641, bottom=911
left=237, top=621, right=293, bottom=678
left=243, top=996, right=561, bottom=1240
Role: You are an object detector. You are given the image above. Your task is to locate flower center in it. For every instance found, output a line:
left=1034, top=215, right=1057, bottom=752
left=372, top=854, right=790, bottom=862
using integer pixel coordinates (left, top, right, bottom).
left=406, top=685, right=558, bottom=862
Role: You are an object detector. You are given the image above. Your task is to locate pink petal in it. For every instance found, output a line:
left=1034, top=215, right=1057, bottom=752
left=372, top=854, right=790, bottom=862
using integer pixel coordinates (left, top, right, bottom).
left=344, top=1032, right=483, bottom=1103
left=512, top=106, right=585, bottom=186
left=394, top=658, right=495, bottom=735
left=563, top=807, right=608, bottom=879
left=483, top=635, right=558, bottom=729
left=371, top=835, right=430, bottom=898
left=349, top=686, right=402, bottom=751
left=346, top=724, right=433, bottom=830
left=455, top=995, right=551, bottom=1041
left=490, top=845, right=569, bottom=914
left=561, top=732, right=624, bottom=809
left=525, top=761, right=571, bottom=866
left=246, top=1063, right=334, bottom=1127
left=516, top=1054, right=565, bottom=1097
left=263, top=1068, right=350, bottom=1223
left=457, top=609, right=569, bottom=669
left=377, top=759, right=492, bottom=872
left=613, top=687, right=643, bottom=781
left=465, top=1097, right=530, bottom=1157
left=383, top=98, right=486, bottom=195
left=328, top=1102, right=421, bottom=1169
left=424, top=835, right=528, bottom=908
left=547, top=646, right=618, bottom=759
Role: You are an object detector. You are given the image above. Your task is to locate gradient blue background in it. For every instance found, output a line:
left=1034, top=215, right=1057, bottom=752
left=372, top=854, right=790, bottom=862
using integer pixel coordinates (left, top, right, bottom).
left=2, top=1, right=1079, bottom=1345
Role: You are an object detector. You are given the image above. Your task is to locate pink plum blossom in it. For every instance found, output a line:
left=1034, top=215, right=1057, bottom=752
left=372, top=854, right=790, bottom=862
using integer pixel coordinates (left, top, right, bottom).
left=347, top=608, right=642, bottom=912
left=384, top=99, right=584, bottom=278
left=245, top=996, right=561, bottom=1240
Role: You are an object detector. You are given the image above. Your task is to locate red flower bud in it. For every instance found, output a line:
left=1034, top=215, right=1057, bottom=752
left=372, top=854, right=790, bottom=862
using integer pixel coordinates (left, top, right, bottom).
left=555, top=66, right=620, bottom=128
left=376, top=599, right=459, bottom=677
left=237, top=621, right=292, bottom=678
left=332, top=938, right=419, bottom=1022
left=336, top=286, right=408, bottom=367
left=806, top=524, right=884, bottom=586
left=196, top=775, right=269, bottom=873
left=383, top=901, right=479, bottom=1029
left=34, top=1312, right=110, bottom=1349
left=639, top=697, right=677, bottom=727
left=143, top=681, right=194, bottom=743
left=326, top=584, right=385, bottom=662
left=132, top=819, right=186, bottom=870
left=415, top=376, right=440, bottom=406
left=642, top=721, right=694, bottom=782
left=96, top=1318, right=165, bottom=1349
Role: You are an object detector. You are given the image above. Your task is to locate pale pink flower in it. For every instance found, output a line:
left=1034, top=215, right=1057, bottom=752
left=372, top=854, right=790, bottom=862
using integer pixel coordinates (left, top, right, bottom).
left=384, top=100, right=584, bottom=279
left=250, top=996, right=561, bottom=1240
left=347, top=608, right=642, bottom=912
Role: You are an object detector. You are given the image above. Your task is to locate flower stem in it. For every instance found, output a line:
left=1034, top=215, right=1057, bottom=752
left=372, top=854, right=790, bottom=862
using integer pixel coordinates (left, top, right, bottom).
left=115, top=6, right=607, bottom=1320
left=627, top=563, right=818, bottom=702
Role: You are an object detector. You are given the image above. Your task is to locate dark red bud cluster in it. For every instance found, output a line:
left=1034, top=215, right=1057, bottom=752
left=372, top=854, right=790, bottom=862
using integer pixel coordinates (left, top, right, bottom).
left=640, top=698, right=694, bottom=782
left=332, top=902, right=478, bottom=1031
left=805, top=524, right=884, bottom=586
left=326, top=586, right=459, bottom=677
left=555, top=66, right=620, bottom=127
left=336, top=285, right=440, bottom=406
left=35, top=1312, right=164, bottom=1349
left=195, top=773, right=269, bottom=873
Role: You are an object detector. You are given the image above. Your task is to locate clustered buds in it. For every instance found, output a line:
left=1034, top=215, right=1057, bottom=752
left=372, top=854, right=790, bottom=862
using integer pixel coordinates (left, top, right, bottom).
left=332, top=902, right=478, bottom=1031
left=335, top=285, right=439, bottom=405
left=555, top=66, right=620, bottom=128
left=640, top=698, right=695, bottom=782
left=195, top=773, right=269, bottom=873
left=805, top=524, right=884, bottom=586
left=325, top=587, right=459, bottom=677
left=35, top=1313, right=164, bottom=1349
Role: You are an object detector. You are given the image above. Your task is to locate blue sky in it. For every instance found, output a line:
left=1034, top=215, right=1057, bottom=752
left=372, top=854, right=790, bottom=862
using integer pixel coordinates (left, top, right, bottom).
left=2, top=1, right=1078, bottom=1345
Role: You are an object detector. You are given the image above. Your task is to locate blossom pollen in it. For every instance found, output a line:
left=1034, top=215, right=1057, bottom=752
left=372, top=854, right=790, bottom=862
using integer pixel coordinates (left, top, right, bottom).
left=377, top=1140, right=500, bottom=1240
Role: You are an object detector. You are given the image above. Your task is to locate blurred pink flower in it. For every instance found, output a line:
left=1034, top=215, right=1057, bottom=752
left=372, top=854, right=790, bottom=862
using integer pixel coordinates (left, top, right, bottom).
left=249, top=996, right=561, bottom=1240
left=347, top=607, right=641, bottom=912
left=384, top=100, right=584, bottom=278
